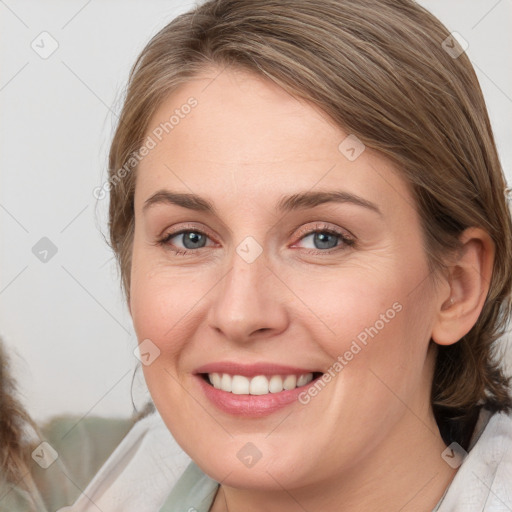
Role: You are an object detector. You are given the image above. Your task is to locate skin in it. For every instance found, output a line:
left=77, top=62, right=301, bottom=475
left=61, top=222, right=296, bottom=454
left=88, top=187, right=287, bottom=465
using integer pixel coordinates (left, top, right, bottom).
left=129, top=65, right=495, bottom=511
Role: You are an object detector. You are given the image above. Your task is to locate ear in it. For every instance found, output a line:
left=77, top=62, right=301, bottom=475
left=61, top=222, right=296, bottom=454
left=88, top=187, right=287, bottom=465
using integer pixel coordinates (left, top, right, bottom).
left=431, top=227, right=495, bottom=346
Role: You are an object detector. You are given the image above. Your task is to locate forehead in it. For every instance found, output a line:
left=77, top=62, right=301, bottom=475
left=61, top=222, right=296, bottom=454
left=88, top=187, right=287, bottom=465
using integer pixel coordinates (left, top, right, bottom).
left=134, top=67, right=413, bottom=216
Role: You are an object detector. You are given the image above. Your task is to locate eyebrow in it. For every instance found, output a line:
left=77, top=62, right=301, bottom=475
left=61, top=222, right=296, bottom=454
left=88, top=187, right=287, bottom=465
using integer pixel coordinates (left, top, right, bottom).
left=142, top=189, right=382, bottom=216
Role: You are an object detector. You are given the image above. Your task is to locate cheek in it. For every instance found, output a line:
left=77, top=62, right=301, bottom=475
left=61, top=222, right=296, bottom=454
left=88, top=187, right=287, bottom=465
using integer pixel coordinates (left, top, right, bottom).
left=129, top=254, right=226, bottom=397
left=130, top=268, right=202, bottom=352
left=129, top=233, right=205, bottom=340
left=288, top=264, right=404, bottom=347
left=290, top=258, right=432, bottom=395
left=130, top=264, right=206, bottom=424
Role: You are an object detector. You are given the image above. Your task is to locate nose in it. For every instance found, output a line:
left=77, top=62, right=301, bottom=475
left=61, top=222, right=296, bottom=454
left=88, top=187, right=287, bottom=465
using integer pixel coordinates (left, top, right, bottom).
left=207, top=245, right=289, bottom=344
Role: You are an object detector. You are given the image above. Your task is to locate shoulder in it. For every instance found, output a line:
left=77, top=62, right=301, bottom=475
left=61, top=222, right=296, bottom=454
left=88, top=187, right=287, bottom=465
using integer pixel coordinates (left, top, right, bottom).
left=68, top=411, right=192, bottom=512
left=437, top=408, right=512, bottom=511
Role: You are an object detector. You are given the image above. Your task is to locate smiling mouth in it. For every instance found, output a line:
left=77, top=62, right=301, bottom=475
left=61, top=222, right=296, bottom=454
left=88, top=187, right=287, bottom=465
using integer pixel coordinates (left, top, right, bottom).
left=200, top=372, right=323, bottom=395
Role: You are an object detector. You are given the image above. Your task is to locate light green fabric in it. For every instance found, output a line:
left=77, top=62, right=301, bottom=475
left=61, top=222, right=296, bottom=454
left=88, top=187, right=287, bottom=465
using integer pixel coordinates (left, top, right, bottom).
left=0, top=415, right=133, bottom=512
left=159, top=461, right=219, bottom=512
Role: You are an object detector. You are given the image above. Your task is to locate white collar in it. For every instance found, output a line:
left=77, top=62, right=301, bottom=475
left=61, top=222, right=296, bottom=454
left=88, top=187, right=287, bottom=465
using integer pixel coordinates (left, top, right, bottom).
left=68, top=411, right=190, bottom=512
left=437, top=408, right=512, bottom=511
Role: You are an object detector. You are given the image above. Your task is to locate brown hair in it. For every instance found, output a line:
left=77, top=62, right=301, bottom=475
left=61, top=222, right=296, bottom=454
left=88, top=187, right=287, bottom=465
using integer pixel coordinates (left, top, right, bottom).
left=0, top=337, right=40, bottom=505
left=106, top=0, right=512, bottom=448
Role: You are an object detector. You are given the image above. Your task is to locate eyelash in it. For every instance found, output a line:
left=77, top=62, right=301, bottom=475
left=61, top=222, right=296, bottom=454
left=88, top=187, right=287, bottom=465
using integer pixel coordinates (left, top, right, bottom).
left=156, top=222, right=355, bottom=256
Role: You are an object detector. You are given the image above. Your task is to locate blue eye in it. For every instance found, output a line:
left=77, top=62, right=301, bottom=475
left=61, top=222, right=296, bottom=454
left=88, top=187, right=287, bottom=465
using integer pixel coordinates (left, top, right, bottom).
left=289, top=221, right=355, bottom=254
left=297, top=230, right=347, bottom=251
left=157, top=223, right=355, bottom=256
left=159, top=230, right=211, bottom=255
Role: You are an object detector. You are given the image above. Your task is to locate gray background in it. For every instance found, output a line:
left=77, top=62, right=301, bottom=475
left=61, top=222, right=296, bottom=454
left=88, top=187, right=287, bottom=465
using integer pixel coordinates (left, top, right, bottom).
left=1, top=0, right=511, bottom=422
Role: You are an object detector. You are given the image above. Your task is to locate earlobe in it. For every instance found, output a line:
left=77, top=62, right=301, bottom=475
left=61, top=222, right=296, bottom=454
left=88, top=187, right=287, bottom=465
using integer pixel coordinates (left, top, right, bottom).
left=431, top=227, right=495, bottom=346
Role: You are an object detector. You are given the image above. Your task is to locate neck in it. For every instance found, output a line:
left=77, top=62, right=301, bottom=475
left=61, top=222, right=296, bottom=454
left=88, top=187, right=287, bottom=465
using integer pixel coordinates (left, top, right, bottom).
left=211, top=410, right=458, bottom=512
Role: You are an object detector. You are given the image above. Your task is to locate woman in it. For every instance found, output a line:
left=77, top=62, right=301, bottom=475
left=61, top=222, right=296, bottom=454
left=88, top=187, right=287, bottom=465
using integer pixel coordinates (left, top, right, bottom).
left=73, top=0, right=512, bottom=510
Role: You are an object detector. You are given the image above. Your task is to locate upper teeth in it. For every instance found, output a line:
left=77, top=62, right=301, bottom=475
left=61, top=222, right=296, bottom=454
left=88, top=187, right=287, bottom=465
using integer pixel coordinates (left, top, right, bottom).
left=207, top=373, right=314, bottom=395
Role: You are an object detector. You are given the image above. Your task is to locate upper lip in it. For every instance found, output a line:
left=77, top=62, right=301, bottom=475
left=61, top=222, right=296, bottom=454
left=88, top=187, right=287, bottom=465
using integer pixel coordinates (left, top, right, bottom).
left=194, top=361, right=320, bottom=378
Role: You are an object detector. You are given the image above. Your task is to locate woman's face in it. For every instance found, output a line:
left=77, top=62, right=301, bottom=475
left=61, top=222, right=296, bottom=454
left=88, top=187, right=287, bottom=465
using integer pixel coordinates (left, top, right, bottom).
left=130, top=66, right=443, bottom=492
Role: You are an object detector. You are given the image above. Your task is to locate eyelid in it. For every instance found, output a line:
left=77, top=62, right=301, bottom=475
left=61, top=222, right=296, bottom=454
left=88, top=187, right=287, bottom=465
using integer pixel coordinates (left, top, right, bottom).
left=158, top=223, right=218, bottom=248
left=159, top=222, right=217, bottom=241
left=292, top=221, right=354, bottom=243
left=157, top=221, right=355, bottom=254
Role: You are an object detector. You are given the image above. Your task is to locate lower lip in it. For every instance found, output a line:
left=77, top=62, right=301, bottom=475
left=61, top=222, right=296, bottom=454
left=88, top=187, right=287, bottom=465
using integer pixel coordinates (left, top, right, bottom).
left=196, top=375, right=319, bottom=417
